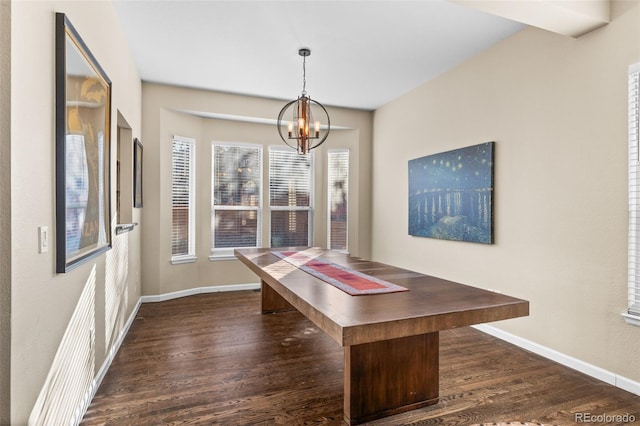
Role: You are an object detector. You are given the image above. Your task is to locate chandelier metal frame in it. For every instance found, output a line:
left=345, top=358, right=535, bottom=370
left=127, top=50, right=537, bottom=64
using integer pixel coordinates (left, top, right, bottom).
left=277, top=48, right=331, bottom=154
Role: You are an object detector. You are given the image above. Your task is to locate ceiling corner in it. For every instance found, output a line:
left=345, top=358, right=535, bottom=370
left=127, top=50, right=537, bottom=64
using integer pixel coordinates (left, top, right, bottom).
left=450, top=0, right=610, bottom=38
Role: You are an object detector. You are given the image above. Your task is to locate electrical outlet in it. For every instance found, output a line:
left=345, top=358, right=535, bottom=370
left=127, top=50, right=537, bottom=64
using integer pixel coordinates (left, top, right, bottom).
left=38, top=226, right=48, bottom=253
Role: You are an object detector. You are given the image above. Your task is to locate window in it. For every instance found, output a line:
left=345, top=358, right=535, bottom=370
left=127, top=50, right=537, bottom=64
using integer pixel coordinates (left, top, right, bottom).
left=627, top=62, right=640, bottom=325
left=115, top=118, right=134, bottom=226
left=171, top=136, right=196, bottom=263
left=328, top=150, right=349, bottom=252
left=269, top=147, right=314, bottom=247
left=211, top=143, right=262, bottom=258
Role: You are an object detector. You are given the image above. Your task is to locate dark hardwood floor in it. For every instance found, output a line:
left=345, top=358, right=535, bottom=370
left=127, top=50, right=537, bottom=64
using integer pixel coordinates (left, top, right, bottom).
left=82, top=291, right=640, bottom=425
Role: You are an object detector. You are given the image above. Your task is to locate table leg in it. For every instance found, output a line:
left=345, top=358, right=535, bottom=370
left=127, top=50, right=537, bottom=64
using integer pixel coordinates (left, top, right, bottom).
left=343, top=332, right=439, bottom=425
left=261, top=280, right=295, bottom=314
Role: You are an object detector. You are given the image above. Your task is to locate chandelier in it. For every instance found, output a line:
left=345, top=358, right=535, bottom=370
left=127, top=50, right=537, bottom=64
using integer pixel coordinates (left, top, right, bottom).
left=277, top=48, right=330, bottom=154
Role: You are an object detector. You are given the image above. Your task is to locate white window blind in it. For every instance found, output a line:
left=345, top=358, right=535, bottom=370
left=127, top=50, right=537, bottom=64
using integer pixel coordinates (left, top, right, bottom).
left=171, top=136, right=196, bottom=262
left=269, top=147, right=314, bottom=248
left=328, top=149, right=349, bottom=252
left=628, top=63, right=640, bottom=321
left=211, top=143, right=262, bottom=256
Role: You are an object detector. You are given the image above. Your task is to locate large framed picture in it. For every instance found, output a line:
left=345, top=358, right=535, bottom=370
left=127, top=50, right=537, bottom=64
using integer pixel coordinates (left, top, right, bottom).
left=55, top=13, right=112, bottom=272
left=133, top=138, right=143, bottom=208
left=408, top=142, right=495, bottom=244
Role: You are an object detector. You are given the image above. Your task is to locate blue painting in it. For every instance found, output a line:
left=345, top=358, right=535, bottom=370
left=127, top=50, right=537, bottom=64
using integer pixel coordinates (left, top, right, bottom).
left=408, top=142, right=494, bottom=244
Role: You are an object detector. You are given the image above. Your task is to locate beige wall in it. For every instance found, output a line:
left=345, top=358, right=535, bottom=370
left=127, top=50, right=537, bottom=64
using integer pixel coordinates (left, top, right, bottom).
left=141, top=83, right=373, bottom=296
left=9, top=1, right=141, bottom=423
left=372, top=0, right=640, bottom=382
left=0, top=0, right=11, bottom=423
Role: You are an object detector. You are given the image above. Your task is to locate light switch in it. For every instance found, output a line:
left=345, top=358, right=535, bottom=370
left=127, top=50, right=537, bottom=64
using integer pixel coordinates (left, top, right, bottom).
left=39, top=226, right=48, bottom=253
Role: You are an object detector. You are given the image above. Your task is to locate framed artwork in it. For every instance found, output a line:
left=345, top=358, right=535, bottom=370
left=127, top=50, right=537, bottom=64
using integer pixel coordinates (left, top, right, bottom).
left=55, top=13, right=112, bottom=272
left=408, top=142, right=494, bottom=244
left=133, top=138, right=143, bottom=208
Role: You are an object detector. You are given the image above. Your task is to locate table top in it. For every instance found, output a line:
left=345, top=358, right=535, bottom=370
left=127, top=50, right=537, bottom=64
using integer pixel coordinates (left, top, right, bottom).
left=235, top=247, right=529, bottom=346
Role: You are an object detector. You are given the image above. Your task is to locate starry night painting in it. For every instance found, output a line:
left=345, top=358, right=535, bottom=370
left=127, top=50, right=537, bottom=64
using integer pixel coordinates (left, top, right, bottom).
left=408, top=142, right=494, bottom=244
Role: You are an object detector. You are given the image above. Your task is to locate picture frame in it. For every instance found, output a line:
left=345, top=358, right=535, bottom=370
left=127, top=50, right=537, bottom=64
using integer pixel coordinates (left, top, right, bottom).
left=133, top=138, right=143, bottom=208
left=55, top=13, right=112, bottom=272
left=408, top=142, right=495, bottom=244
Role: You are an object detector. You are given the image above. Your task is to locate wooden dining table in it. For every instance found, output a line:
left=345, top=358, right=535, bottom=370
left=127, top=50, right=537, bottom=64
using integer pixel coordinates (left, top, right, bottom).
left=235, top=247, right=529, bottom=425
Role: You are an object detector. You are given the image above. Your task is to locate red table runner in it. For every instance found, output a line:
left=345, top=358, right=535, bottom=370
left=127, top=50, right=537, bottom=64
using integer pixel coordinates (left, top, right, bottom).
left=272, top=250, right=409, bottom=296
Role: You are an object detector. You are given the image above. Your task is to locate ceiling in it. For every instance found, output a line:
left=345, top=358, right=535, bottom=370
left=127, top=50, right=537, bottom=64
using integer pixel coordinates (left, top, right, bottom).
left=112, top=0, right=526, bottom=111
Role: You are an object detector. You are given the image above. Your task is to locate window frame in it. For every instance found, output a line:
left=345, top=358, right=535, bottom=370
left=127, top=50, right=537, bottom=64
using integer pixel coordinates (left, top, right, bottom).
left=626, top=62, right=640, bottom=326
left=171, top=135, right=197, bottom=264
left=268, top=146, right=315, bottom=248
left=210, top=141, right=263, bottom=260
left=327, top=149, right=349, bottom=253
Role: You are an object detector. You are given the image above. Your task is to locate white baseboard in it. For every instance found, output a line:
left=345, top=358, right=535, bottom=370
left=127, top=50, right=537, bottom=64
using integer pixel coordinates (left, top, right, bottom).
left=473, top=324, right=640, bottom=397
left=139, top=283, right=261, bottom=303
left=617, top=374, right=640, bottom=395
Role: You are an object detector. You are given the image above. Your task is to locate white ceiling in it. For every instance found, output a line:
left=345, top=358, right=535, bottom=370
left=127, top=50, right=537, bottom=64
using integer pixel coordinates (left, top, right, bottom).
left=112, top=0, right=526, bottom=111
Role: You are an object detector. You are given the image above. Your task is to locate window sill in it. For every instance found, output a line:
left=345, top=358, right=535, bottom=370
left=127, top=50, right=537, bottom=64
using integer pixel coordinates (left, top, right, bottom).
left=171, top=255, right=197, bottom=265
left=622, top=312, right=640, bottom=327
left=209, top=254, right=237, bottom=261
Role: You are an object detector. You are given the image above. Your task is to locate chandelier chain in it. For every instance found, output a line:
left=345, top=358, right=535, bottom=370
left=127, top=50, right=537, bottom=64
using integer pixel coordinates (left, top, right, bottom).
left=302, top=56, right=307, bottom=95
left=302, top=54, right=307, bottom=95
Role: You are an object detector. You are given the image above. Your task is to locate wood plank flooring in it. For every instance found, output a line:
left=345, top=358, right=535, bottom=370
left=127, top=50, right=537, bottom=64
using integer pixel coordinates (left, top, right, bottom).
left=82, top=291, right=640, bottom=425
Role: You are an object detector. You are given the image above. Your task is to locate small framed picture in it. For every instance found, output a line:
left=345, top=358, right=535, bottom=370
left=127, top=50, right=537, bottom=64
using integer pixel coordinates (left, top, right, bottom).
left=133, top=138, right=143, bottom=208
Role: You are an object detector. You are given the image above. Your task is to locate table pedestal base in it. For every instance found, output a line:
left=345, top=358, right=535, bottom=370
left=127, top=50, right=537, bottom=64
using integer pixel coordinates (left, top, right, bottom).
left=344, top=333, right=440, bottom=425
left=261, top=280, right=295, bottom=313
left=261, top=279, right=440, bottom=425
